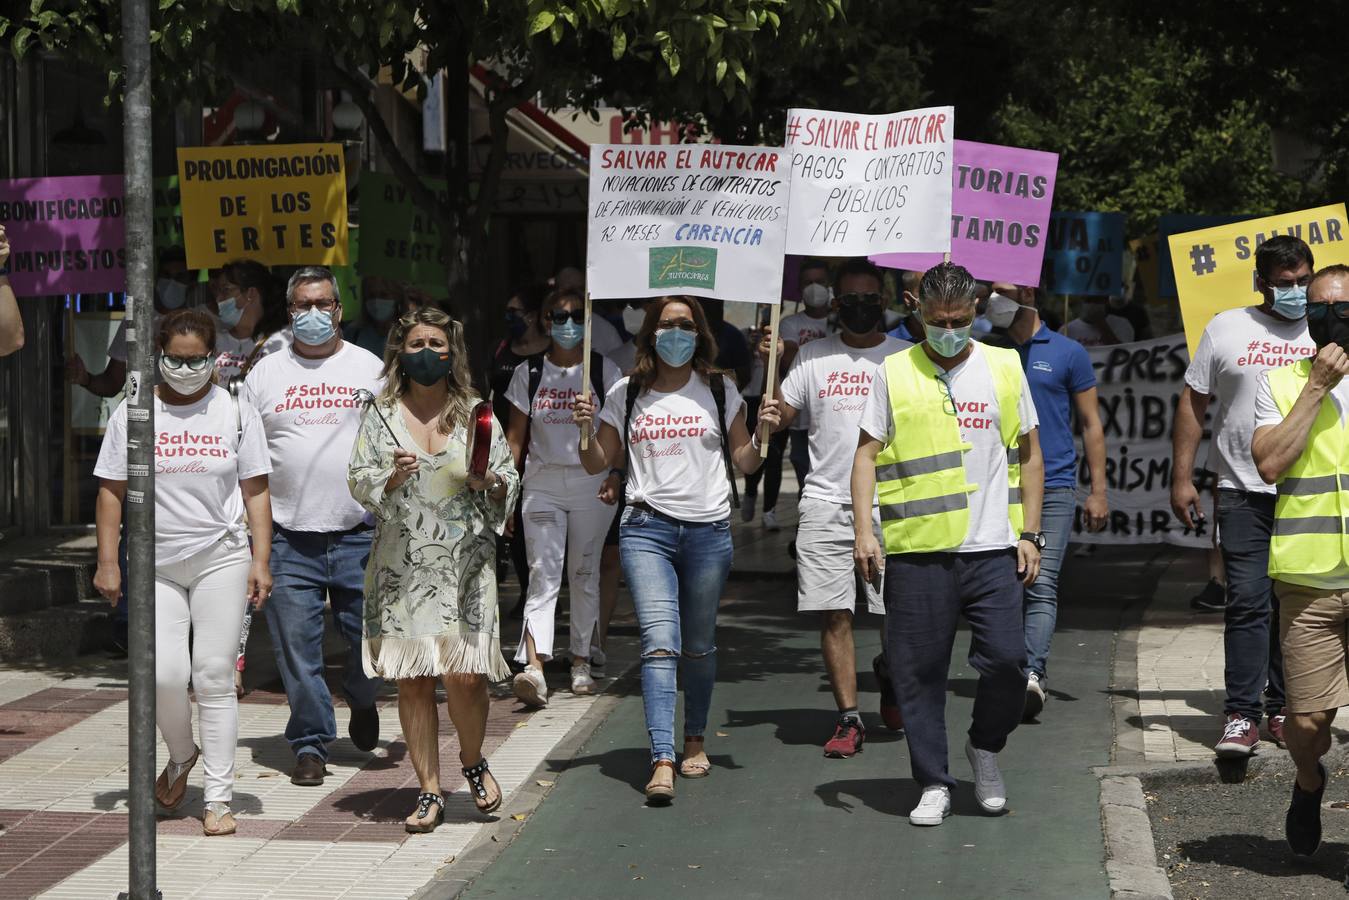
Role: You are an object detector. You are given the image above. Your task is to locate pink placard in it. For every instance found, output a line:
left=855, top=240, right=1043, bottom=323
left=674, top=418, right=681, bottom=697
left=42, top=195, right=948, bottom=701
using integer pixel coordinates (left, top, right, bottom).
left=0, top=175, right=127, bottom=296
left=871, top=140, right=1057, bottom=286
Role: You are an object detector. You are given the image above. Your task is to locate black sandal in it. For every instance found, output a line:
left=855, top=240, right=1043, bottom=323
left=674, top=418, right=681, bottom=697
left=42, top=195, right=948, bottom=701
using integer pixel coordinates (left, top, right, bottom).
left=405, top=792, right=444, bottom=833
left=462, top=759, right=502, bottom=814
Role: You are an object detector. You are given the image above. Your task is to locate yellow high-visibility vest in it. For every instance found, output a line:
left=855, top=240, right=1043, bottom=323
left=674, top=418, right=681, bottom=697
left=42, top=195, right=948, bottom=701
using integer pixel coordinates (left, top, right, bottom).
left=874, top=344, right=1024, bottom=554
left=1267, top=358, right=1349, bottom=577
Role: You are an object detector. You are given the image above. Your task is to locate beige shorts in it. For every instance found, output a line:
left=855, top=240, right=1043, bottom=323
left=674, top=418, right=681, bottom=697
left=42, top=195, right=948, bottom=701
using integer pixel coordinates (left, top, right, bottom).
left=795, top=496, right=884, bottom=615
left=1278, top=580, right=1349, bottom=714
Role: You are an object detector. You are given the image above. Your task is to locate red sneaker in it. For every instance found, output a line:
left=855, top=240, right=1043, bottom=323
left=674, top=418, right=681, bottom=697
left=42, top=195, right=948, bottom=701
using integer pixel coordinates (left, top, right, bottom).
left=823, top=717, right=865, bottom=758
left=1214, top=713, right=1259, bottom=758
left=1267, top=709, right=1288, bottom=748
left=880, top=703, right=905, bottom=732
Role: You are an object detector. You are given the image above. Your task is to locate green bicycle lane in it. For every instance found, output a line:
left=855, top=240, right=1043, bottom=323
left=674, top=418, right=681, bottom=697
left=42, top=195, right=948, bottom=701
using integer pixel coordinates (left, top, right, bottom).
left=460, top=547, right=1159, bottom=899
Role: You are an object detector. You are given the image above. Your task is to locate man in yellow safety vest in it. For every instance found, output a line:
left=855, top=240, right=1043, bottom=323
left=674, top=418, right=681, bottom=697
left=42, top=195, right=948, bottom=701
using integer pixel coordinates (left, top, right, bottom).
left=852, top=261, right=1044, bottom=827
left=1251, top=263, right=1349, bottom=858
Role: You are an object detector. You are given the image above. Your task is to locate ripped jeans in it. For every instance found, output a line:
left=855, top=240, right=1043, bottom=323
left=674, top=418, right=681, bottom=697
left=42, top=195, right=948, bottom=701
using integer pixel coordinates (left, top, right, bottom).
left=618, top=505, right=734, bottom=764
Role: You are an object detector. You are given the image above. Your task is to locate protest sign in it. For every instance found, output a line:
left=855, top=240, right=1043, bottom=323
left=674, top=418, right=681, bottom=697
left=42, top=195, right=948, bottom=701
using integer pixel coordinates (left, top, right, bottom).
left=1071, top=334, right=1213, bottom=547
left=177, top=143, right=349, bottom=269
left=1042, top=211, right=1125, bottom=295
left=585, top=143, right=790, bottom=302
left=1155, top=214, right=1247, bottom=297
left=0, top=174, right=126, bottom=296
left=153, top=176, right=184, bottom=254
left=1169, top=204, right=1349, bottom=356
left=358, top=170, right=449, bottom=289
left=783, top=106, right=954, bottom=257
left=871, top=140, right=1057, bottom=284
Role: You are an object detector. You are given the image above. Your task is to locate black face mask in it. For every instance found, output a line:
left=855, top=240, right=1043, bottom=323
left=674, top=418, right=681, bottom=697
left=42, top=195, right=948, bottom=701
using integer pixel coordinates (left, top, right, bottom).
left=401, top=347, right=454, bottom=386
left=505, top=311, right=528, bottom=339
left=1307, top=307, right=1349, bottom=352
left=839, top=303, right=884, bottom=335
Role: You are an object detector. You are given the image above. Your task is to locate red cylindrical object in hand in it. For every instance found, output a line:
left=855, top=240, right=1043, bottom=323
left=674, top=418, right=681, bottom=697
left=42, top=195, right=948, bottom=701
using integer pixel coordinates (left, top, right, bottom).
left=467, top=400, right=493, bottom=478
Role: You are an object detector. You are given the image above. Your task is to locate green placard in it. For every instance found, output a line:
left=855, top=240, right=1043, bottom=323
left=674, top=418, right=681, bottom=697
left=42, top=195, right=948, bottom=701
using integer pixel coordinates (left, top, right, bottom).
left=334, top=225, right=361, bottom=320
left=358, top=170, right=449, bottom=290
left=153, top=175, right=184, bottom=253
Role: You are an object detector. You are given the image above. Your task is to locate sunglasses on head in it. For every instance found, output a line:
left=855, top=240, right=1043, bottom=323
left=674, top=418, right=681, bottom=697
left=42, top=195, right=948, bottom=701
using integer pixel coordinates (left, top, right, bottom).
left=548, top=309, right=585, bottom=325
left=1307, top=302, right=1349, bottom=322
left=837, top=292, right=883, bottom=307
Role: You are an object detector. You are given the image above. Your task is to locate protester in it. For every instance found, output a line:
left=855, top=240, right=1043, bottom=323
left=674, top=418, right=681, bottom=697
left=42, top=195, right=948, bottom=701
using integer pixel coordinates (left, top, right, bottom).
left=573, top=295, right=778, bottom=804
left=988, top=282, right=1109, bottom=719
left=92, top=309, right=273, bottom=836
left=703, top=298, right=753, bottom=389
left=506, top=288, right=622, bottom=704
left=853, top=262, right=1043, bottom=827
left=242, top=266, right=385, bottom=786
left=1172, top=234, right=1317, bottom=757
left=1250, top=263, right=1349, bottom=859
left=742, top=304, right=787, bottom=524
left=554, top=265, right=624, bottom=355
left=767, top=258, right=909, bottom=756
left=887, top=270, right=927, bottom=344
left=1109, top=294, right=1153, bottom=341
left=776, top=259, right=835, bottom=528
left=1062, top=296, right=1134, bottom=346
left=347, top=306, right=517, bottom=831
left=0, top=226, right=23, bottom=356
left=213, top=259, right=291, bottom=383
left=343, top=276, right=406, bottom=358
left=68, top=247, right=195, bottom=397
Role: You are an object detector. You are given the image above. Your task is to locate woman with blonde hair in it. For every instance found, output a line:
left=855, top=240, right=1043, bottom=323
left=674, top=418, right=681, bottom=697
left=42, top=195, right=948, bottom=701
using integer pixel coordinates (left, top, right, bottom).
left=573, top=296, right=778, bottom=804
left=348, top=306, right=519, bottom=833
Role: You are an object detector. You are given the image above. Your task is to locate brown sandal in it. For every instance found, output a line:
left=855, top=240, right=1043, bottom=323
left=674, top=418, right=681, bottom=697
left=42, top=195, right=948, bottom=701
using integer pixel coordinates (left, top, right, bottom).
left=679, top=736, right=711, bottom=778
left=155, top=746, right=200, bottom=810
left=645, top=760, right=676, bottom=805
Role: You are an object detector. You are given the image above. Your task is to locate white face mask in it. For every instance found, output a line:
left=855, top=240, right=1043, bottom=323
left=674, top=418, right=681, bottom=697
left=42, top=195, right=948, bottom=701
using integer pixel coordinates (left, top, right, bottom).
left=802, top=282, right=833, bottom=309
left=158, top=356, right=214, bottom=395
left=985, top=293, right=1021, bottom=329
left=622, top=303, right=648, bottom=334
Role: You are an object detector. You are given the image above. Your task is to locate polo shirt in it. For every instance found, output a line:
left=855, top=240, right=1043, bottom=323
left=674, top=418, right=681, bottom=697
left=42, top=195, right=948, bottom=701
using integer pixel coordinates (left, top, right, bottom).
left=1015, top=323, right=1096, bottom=489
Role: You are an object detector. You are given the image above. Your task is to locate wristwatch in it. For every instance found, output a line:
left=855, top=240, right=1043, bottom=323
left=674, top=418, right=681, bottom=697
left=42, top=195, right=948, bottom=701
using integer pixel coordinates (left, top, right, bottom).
left=1019, top=531, right=1047, bottom=550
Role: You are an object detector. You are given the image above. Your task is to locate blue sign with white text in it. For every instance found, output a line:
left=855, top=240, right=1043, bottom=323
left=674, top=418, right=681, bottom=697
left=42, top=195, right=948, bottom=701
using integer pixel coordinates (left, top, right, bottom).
left=1041, top=211, right=1125, bottom=295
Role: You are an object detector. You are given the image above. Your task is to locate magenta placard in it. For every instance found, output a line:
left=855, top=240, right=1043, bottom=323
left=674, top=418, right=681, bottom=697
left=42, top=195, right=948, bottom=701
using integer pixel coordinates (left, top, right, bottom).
left=0, top=175, right=127, bottom=296
left=871, top=140, right=1057, bottom=286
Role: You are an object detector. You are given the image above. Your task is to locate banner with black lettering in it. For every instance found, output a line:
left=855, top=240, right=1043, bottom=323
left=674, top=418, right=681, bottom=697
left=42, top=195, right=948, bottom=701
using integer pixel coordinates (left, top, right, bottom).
left=1072, top=334, right=1215, bottom=547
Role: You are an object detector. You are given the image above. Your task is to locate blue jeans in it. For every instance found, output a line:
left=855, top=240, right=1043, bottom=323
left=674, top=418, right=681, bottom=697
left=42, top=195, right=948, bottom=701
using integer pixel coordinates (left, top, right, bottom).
left=884, top=550, right=1026, bottom=790
left=265, top=525, right=382, bottom=761
left=1217, top=489, right=1285, bottom=722
left=618, top=505, right=733, bottom=764
left=1023, top=487, right=1075, bottom=679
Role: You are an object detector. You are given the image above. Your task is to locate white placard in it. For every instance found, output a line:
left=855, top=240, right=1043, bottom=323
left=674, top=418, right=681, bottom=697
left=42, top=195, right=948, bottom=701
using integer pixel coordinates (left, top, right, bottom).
left=784, top=105, right=954, bottom=256
left=585, top=144, right=789, bottom=303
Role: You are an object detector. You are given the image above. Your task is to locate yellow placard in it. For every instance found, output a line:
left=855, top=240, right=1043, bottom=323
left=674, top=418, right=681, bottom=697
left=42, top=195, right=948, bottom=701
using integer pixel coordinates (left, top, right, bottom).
left=176, top=143, right=349, bottom=269
left=1169, top=203, right=1349, bottom=357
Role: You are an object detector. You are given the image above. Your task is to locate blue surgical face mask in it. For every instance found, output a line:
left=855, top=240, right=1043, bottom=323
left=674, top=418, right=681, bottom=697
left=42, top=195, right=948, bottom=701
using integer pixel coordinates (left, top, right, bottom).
left=551, top=320, right=584, bottom=350
left=157, top=278, right=188, bottom=310
left=653, top=327, right=697, bottom=367
left=1271, top=284, right=1308, bottom=320
left=216, top=297, right=245, bottom=328
left=367, top=297, right=398, bottom=322
left=926, top=324, right=973, bottom=358
left=292, top=307, right=337, bottom=346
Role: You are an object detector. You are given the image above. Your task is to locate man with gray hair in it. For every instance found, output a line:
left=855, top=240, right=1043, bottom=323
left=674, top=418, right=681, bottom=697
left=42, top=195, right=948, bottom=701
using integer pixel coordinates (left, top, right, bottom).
left=853, top=261, right=1044, bottom=826
left=243, top=266, right=385, bottom=785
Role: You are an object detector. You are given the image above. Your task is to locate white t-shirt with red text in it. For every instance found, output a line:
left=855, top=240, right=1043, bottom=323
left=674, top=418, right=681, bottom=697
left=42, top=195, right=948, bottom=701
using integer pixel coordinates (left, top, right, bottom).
left=860, top=344, right=1038, bottom=552
left=216, top=328, right=292, bottom=382
left=599, top=374, right=745, bottom=522
left=506, top=355, right=622, bottom=475
left=1185, top=305, right=1316, bottom=494
left=780, top=311, right=834, bottom=431
left=243, top=341, right=384, bottom=531
left=782, top=334, right=911, bottom=504
left=94, top=385, right=272, bottom=565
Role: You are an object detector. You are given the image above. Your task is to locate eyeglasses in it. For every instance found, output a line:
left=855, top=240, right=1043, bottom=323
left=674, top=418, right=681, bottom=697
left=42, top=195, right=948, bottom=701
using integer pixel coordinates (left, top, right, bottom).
left=1306, top=302, right=1349, bottom=322
left=837, top=292, right=883, bottom=307
left=1268, top=275, right=1312, bottom=290
left=935, top=374, right=957, bottom=416
left=548, top=309, right=585, bottom=325
left=162, top=354, right=214, bottom=372
left=289, top=298, right=339, bottom=314
left=656, top=319, right=698, bottom=332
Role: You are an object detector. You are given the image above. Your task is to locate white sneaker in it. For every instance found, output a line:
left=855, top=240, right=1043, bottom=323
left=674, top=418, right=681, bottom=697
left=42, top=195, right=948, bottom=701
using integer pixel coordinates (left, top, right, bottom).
left=908, top=785, right=951, bottom=826
left=571, top=662, right=595, bottom=695
left=1024, top=672, right=1046, bottom=721
left=512, top=667, right=549, bottom=708
left=741, top=495, right=757, bottom=522
left=965, top=739, right=1006, bottom=813
left=763, top=509, right=780, bottom=531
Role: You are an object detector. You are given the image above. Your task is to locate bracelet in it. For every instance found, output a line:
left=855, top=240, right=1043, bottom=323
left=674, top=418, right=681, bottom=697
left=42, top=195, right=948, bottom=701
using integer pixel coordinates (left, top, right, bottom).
left=751, top=432, right=762, bottom=451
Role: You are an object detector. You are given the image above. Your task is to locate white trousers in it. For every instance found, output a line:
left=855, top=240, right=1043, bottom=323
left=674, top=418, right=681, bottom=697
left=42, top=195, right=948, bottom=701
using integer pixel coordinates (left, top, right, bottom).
left=516, top=464, right=616, bottom=663
left=156, top=533, right=251, bottom=802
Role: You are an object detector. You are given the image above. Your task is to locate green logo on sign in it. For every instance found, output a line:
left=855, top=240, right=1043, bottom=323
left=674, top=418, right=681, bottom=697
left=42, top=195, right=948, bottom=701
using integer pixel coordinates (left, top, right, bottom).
left=649, top=247, right=717, bottom=289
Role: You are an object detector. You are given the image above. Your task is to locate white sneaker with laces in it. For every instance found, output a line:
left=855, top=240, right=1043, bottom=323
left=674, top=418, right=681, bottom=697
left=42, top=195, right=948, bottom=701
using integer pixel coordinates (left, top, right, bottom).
left=1024, top=672, right=1047, bottom=721
left=571, top=662, right=595, bottom=695
left=512, top=666, right=549, bottom=708
left=908, top=785, right=951, bottom=826
left=763, top=509, right=780, bottom=531
left=965, top=739, right=1006, bottom=813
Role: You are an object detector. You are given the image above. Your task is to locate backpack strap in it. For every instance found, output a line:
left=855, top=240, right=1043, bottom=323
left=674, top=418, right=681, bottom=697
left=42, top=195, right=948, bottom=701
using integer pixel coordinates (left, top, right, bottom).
left=622, top=378, right=641, bottom=472
left=589, top=352, right=607, bottom=410
left=241, top=330, right=277, bottom=375
left=709, top=374, right=740, bottom=509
